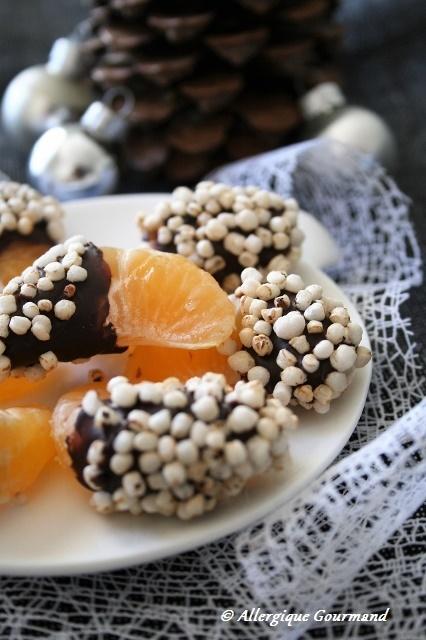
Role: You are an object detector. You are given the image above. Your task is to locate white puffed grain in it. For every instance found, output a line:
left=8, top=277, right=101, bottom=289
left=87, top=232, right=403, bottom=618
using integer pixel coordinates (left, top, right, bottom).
left=111, top=383, right=138, bottom=408
left=228, top=350, right=255, bottom=374
left=22, top=302, right=39, bottom=319
left=302, top=353, right=320, bottom=373
left=247, top=365, right=270, bottom=386
left=227, top=405, right=258, bottom=432
left=9, top=316, right=31, bottom=335
left=158, top=435, right=176, bottom=462
left=304, top=302, right=325, bottom=322
left=0, top=295, right=17, bottom=315
left=192, top=395, right=219, bottom=421
left=54, top=299, right=76, bottom=320
left=123, top=471, right=146, bottom=497
left=326, top=322, right=345, bottom=344
left=44, top=261, right=65, bottom=281
left=67, top=265, right=88, bottom=282
left=272, top=381, right=292, bottom=406
left=148, top=409, right=172, bottom=434
left=284, top=274, right=304, bottom=292
left=169, top=412, right=192, bottom=438
left=138, top=451, right=161, bottom=474
left=330, top=344, right=357, bottom=372
left=113, top=430, right=135, bottom=453
left=39, top=351, right=58, bottom=371
left=313, top=339, right=334, bottom=360
left=82, top=390, right=102, bottom=416
left=355, top=346, right=372, bottom=368
left=176, top=439, right=198, bottom=465
left=110, top=453, right=133, bottom=475
left=163, top=461, right=186, bottom=487
left=281, top=366, right=307, bottom=386
left=274, top=311, right=305, bottom=340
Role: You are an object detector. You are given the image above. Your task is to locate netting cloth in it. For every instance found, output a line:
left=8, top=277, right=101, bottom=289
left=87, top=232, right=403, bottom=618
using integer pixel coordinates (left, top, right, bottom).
left=0, top=141, right=424, bottom=640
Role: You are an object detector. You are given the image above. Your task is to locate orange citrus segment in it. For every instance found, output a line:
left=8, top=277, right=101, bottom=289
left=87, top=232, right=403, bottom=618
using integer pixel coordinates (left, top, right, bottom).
left=0, top=364, right=111, bottom=409
left=0, top=407, right=54, bottom=505
left=0, top=239, right=51, bottom=288
left=0, top=376, right=52, bottom=407
left=125, top=345, right=239, bottom=385
left=103, top=247, right=235, bottom=349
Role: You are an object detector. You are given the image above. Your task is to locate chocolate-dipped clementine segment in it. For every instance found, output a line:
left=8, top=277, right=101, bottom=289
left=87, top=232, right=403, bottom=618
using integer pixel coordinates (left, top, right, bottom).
left=229, top=268, right=372, bottom=413
left=52, top=374, right=297, bottom=519
left=137, top=182, right=304, bottom=293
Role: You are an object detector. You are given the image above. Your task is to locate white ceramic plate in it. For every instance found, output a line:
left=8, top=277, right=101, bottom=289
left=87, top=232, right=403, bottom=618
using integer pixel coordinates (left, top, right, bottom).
left=0, top=194, right=369, bottom=576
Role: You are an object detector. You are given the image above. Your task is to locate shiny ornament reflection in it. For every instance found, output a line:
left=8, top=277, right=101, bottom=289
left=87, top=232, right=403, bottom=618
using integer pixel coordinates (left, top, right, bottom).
left=28, top=125, right=119, bottom=201
left=28, top=89, right=133, bottom=200
left=1, top=37, right=93, bottom=151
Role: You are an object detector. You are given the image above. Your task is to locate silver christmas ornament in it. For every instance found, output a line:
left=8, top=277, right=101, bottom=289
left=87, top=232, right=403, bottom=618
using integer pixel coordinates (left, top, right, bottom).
left=300, top=83, right=397, bottom=171
left=28, top=88, right=134, bottom=201
left=1, top=35, right=94, bottom=151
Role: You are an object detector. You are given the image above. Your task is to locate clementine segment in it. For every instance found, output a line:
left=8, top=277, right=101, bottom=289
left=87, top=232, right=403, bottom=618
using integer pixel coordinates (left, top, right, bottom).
left=0, top=376, right=52, bottom=407
left=125, top=345, right=239, bottom=384
left=0, top=407, right=54, bottom=505
left=103, top=247, right=235, bottom=349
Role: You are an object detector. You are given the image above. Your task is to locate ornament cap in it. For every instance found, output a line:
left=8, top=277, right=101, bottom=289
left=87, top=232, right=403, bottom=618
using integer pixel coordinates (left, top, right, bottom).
left=46, top=37, right=87, bottom=78
left=301, top=82, right=346, bottom=119
left=81, top=88, right=134, bottom=144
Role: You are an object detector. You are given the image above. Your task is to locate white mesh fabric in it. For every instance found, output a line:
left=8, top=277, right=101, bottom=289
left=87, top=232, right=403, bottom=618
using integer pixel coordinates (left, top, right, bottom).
left=0, top=141, right=424, bottom=640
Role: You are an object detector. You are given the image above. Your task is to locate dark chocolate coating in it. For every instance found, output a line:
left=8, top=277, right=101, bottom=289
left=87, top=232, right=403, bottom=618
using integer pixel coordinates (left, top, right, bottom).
left=68, top=393, right=236, bottom=492
left=248, top=293, right=333, bottom=393
left=69, top=408, right=125, bottom=493
left=5, top=244, right=123, bottom=369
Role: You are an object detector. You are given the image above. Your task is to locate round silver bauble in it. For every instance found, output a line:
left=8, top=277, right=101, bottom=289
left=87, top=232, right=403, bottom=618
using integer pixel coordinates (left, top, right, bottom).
left=28, top=88, right=134, bottom=200
left=28, top=124, right=119, bottom=201
left=301, top=83, right=397, bottom=171
left=1, top=38, right=94, bottom=151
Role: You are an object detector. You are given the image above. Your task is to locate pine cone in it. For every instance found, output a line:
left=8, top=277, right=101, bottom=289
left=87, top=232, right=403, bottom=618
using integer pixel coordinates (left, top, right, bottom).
left=85, top=0, right=342, bottom=183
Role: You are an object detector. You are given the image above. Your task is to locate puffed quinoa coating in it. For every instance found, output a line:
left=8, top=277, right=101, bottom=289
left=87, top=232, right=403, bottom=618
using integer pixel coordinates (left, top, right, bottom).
left=63, top=373, right=298, bottom=520
left=230, top=269, right=372, bottom=413
left=0, top=181, right=65, bottom=249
